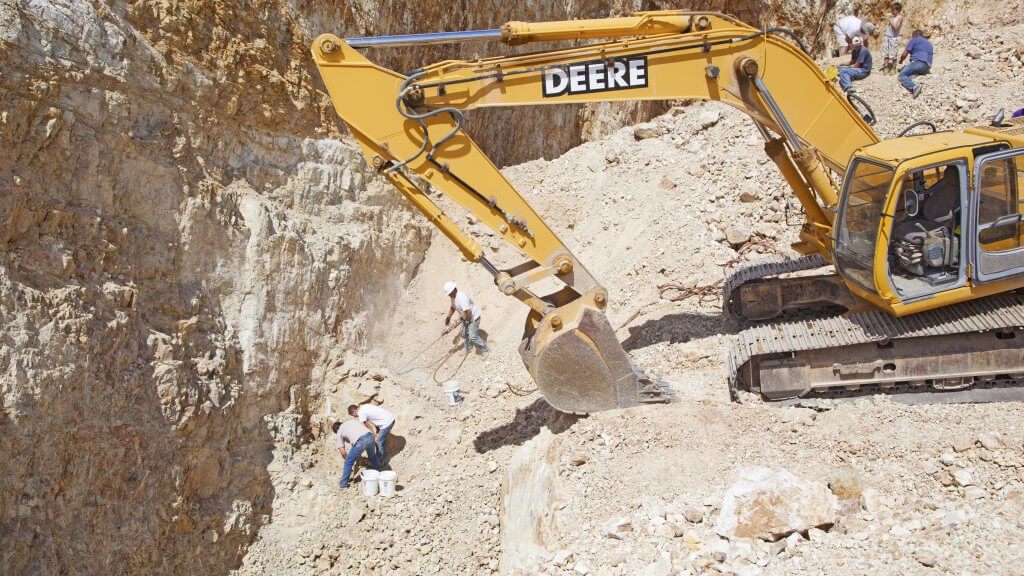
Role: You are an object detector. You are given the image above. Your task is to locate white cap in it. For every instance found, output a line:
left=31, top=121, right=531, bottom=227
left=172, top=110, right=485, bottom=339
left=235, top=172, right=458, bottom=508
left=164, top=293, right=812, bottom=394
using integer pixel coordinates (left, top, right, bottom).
left=443, top=281, right=457, bottom=295
left=851, top=35, right=863, bottom=47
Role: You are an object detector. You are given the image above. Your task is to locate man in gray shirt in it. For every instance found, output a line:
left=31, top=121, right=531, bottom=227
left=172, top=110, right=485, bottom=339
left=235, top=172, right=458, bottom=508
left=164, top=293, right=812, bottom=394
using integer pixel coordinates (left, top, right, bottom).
left=334, top=418, right=381, bottom=488
left=838, top=36, right=873, bottom=93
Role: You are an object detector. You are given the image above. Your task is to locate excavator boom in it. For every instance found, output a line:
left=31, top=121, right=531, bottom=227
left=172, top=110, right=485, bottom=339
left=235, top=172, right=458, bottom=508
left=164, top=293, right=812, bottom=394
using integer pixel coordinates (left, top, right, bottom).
left=311, top=12, right=880, bottom=413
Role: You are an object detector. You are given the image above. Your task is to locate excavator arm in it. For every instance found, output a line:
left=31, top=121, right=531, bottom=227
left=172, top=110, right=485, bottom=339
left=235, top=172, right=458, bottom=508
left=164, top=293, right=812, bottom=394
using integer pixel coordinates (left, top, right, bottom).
left=311, top=11, right=880, bottom=413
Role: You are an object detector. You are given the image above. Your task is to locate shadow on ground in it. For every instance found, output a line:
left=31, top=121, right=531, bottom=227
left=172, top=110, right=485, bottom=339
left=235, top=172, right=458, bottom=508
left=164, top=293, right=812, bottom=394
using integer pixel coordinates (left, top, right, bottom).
left=621, top=310, right=740, bottom=351
left=383, top=433, right=407, bottom=463
left=473, top=398, right=580, bottom=454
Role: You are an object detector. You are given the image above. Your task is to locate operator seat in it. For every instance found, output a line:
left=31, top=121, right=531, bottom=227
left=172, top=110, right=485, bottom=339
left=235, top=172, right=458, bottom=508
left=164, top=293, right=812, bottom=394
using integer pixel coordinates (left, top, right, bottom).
left=893, top=166, right=961, bottom=244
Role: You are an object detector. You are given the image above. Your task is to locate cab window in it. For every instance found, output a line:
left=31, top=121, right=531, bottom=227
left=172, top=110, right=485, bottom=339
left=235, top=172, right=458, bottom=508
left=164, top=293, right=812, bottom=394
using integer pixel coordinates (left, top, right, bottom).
left=888, top=161, right=965, bottom=298
left=977, top=156, right=1022, bottom=251
left=835, top=159, right=894, bottom=292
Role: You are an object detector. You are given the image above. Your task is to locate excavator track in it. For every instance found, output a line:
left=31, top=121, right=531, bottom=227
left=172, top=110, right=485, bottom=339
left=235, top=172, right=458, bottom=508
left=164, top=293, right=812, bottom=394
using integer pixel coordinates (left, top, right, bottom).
left=728, top=294, right=1024, bottom=403
left=722, top=253, right=851, bottom=323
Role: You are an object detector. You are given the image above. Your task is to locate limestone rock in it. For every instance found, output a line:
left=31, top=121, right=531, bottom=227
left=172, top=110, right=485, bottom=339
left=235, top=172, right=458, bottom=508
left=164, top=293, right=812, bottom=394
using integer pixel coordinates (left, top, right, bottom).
left=602, top=517, right=633, bottom=540
left=725, top=226, right=751, bottom=247
left=952, top=469, right=973, bottom=487
left=827, top=465, right=864, bottom=500
left=633, top=123, right=664, bottom=140
left=682, top=506, right=705, bottom=524
left=715, top=467, right=838, bottom=541
left=699, top=109, right=722, bottom=129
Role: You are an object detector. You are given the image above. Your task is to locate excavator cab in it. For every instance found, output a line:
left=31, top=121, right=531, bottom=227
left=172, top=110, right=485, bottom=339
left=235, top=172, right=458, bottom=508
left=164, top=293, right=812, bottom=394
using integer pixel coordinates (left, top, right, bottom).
left=834, top=133, right=1023, bottom=314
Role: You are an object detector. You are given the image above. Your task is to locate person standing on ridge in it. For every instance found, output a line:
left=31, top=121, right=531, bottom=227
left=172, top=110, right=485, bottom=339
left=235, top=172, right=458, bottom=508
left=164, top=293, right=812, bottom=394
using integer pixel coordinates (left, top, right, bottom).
left=443, top=281, right=489, bottom=354
left=898, top=29, right=933, bottom=98
left=882, top=3, right=904, bottom=73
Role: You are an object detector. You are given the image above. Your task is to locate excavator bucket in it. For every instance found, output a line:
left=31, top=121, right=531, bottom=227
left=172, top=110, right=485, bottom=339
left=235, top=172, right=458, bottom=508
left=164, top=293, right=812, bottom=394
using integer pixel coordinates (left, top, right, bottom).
left=519, top=300, right=668, bottom=414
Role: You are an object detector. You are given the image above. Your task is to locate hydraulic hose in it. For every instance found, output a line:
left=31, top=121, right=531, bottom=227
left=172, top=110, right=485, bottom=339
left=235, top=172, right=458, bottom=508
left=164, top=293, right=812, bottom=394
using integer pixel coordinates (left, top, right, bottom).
left=387, top=71, right=468, bottom=173
left=764, top=28, right=809, bottom=54
left=897, top=120, right=938, bottom=137
left=846, top=92, right=877, bottom=126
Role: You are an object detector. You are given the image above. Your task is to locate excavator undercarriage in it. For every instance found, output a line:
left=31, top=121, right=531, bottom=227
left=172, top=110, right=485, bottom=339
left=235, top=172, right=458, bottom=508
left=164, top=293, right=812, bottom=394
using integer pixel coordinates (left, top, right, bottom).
left=729, top=293, right=1024, bottom=404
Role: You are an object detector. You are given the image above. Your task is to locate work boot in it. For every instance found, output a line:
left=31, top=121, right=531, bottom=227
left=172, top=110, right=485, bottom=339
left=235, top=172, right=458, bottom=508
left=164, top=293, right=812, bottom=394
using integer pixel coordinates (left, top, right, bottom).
left=912, top=85, right=922, bottom=99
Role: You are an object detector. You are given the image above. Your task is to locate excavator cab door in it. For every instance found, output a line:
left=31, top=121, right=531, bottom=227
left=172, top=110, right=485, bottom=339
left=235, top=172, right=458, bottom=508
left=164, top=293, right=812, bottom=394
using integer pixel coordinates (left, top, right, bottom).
left=885, top=160, right=969, bottom=301
left=971, top=148, right=1024, bottom=283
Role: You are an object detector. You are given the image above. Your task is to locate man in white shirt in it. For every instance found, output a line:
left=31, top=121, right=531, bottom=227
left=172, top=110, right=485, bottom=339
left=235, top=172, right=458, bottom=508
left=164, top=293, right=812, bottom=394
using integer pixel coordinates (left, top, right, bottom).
left=834, top=14, right=876, bottom=55
left=333, top=418, right=380, bottom=488
left=348, top=403, right=396, bottom=464
left=443, top=281, right=489, bottom=354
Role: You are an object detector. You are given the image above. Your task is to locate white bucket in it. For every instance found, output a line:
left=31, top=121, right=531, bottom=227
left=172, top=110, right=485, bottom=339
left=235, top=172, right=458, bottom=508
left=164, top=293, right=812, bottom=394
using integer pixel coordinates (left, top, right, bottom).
left=442, top=380, right=462, bottom=406
left=361, top=470, right=380, bottom=497
left=378, top=470, right=397, bottom=497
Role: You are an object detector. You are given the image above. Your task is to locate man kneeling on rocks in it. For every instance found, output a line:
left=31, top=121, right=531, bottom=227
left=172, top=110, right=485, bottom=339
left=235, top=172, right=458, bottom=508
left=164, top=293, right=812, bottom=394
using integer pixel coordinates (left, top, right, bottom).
left=334, top=418, right=381, bottom=488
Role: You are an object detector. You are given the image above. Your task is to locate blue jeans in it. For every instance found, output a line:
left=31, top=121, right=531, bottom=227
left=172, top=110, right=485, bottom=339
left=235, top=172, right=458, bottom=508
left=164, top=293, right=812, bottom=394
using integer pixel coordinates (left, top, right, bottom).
left=339, top=432, right=381, bottom=488
left=462, top=317, right=488, bottom=352
left=376, top=420, right=395, bottom=463
left=898, top=61, right=929, bottom=92
left=838, top=66, right=870, bottom=91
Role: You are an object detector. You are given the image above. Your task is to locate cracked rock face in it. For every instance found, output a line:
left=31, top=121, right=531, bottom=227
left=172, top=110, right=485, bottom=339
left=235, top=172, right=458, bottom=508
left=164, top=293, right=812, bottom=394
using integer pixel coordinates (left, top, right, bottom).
left=0, top=0, right=433, bottom=573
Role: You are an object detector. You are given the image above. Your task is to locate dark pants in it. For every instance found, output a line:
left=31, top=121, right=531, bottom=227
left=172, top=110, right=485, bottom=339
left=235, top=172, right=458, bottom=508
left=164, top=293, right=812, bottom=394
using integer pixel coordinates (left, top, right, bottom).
left=339, top=432, right=381, bottom=488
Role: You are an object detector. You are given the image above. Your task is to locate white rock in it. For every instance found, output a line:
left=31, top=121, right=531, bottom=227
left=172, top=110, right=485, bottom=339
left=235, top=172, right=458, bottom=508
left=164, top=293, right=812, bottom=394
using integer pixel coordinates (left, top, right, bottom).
left=939, top=453, right=956, bottom=466
left=952, top=469, right=973, bottom=487
left=574, top=562, right=591, bottom=575
left=715, top=467, right=838, bottom=541
left=942, top=510, right=963, bottom=528
left=699, top=109, right=722, bottom=129
left=964, top=486, right=986, bottom=499
left=859, top=488, right=879, bottom=514
left=978, top=433, right=1003, bottom=450
left=682, top=506, right=704, bottom=524
left=633, top=123, right=664, bottom=140
left=552, top=550, right=573, bottom=567
left=602, top=517, right=633, bottom=540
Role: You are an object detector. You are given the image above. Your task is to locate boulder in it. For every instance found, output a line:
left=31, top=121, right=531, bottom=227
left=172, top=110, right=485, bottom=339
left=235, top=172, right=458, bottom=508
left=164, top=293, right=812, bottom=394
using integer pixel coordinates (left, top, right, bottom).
left=827, top=465, right=864, bottom=500
left=699, top=109, right=722, bottom=129
left=601, top=517, right=633, bottom=540
left=724, top=226, right=751, bottom=247
left=952, top=469, right=973, bottom=487
left=682, top=505, right=704, bottom=524
left=633, top=123, right=664, bottom=140
left=715, top=467, right=838, bottom=541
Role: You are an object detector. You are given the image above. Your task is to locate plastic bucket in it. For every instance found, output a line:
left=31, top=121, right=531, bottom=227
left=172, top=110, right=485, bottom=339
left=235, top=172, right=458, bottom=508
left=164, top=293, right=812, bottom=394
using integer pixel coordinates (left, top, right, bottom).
left=442, top=380, right=462, bottom=406
left=361, top=470, right=380, bottom=497
left=378, top=471, right=397, bottom=497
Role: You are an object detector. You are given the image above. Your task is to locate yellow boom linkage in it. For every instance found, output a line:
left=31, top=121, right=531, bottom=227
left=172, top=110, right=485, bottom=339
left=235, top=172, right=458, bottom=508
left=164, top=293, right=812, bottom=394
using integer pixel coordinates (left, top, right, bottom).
left=311, top=12, right=879, bottom=413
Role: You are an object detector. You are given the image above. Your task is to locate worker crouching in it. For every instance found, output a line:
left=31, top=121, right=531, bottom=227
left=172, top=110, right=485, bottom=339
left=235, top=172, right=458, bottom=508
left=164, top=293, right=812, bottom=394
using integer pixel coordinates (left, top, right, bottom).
left=334, top=418, right=381, bottom=488
left=443, top=281, right=489, bottom=354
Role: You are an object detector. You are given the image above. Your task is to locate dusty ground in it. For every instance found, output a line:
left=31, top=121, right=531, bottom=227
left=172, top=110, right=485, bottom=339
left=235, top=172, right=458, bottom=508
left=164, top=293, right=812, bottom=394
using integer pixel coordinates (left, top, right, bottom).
left=234, top=1, right=1024, bottom=575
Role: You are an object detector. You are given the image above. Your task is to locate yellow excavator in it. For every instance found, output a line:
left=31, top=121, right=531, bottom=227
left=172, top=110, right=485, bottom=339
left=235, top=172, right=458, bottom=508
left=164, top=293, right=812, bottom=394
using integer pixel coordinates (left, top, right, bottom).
left=312, top=12, right=1024, bottom=413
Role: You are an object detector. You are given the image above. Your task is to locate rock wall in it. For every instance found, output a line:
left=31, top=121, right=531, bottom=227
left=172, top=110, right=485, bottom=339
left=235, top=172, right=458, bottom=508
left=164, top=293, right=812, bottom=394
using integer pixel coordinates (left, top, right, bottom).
left=0, top=0, right=430, bottom=573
